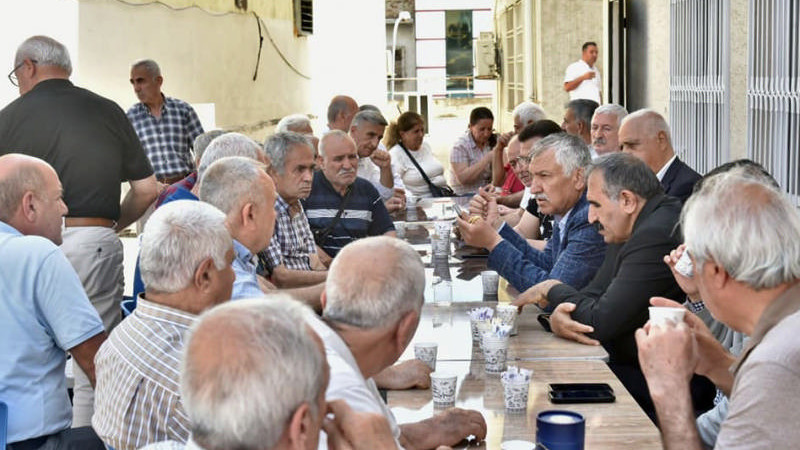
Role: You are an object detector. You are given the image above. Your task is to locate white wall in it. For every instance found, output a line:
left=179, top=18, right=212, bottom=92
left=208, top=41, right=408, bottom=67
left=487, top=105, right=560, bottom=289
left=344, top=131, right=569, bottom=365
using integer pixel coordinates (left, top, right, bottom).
left=310, top=0, right=386, bottom=130
left=0, top=0, right=79, bottom=108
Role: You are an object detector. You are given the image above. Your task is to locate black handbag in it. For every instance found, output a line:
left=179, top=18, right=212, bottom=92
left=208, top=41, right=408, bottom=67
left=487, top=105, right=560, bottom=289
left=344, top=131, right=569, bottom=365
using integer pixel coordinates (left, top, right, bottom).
left=398, top=143, right=456, bottom=197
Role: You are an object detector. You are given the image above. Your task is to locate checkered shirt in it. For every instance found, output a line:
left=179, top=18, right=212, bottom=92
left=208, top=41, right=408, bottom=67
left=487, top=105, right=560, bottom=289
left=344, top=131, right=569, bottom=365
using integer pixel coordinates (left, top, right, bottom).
left=449, top=130, right=492, bottom=194
left=92, top=298, right=194, bottom=448
left=127, top=96, right=204, bottom=179
left=264, top=195, right=317, bottom=272
left=155, top=171, right=197, bottom=208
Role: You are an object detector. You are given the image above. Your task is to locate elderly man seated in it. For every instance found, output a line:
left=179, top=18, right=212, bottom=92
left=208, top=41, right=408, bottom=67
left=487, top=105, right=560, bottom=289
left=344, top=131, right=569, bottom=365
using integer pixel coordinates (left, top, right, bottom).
left=306, top=236, right=487, bottom=449
left=92, top=200, right=234, bottom=449
left=155, top=129, right=227, bottom=208
left=458, top=133, right=606, bottom=296
left=144, top=296, right=396, bottom=450
left=561, top=99, right=598, bottom=147
left=0, top=154, right=106, bottom=449
left=491, top=101, right=547, bottom=201
left=276, top=113, right=319, bottom=155
left=349, top=110, right=406, bottom=213
left=637, top=168, right=800, bottom=448
left=513, top=152, right=715, bottom=417
left=302, top=131, right=395, bottom=258
left=590, top=104, right=627, bottom=159
left=263, top=132, right=328, bottom=288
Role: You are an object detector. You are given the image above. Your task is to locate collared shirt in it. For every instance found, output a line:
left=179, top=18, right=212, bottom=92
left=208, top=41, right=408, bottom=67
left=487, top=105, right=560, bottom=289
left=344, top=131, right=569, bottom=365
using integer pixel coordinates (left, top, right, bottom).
left=155, top=172, right=198, bottom=208
left=655, top=155, right=678, bottom=182
left=449, top=130, right=492, bottom=195
left=141, top=438, right=205, bottom=450
left=305, top=315, right=403, bottom=449
left=127, top=95, right=204, bottom=179
left=232, top=239, right=264, bottom=299
left=563, top=59, right=602, bottom=103
left=264, top=194, right=317, bottom=272
left=357, top=152, right=405, bottom=200
left=0, top=221, right=104, bottom=443
left=92, top=297, right=194, bottom=449
left=302, top=172, right=395, bottom=257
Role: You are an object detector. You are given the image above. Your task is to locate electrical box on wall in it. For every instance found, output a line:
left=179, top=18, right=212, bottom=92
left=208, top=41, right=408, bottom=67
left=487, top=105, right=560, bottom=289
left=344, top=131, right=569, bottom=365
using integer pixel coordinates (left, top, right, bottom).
left=475, top=31, right=497, bottom=79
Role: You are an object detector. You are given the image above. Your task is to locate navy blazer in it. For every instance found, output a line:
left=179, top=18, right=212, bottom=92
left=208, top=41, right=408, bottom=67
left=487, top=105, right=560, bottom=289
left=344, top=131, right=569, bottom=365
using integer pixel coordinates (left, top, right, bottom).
left=661, top=157, right=702, bottom=203
left=487, top=192, right=606, bottom=294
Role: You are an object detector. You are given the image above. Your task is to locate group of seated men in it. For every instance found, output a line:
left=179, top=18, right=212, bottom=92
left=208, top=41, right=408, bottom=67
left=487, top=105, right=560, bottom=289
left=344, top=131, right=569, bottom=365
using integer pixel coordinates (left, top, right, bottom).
left=1, top=34, right=800, bottom=450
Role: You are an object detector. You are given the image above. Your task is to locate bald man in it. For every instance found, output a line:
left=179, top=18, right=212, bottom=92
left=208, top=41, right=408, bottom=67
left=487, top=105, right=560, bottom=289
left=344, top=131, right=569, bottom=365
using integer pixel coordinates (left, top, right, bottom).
left=326, top=95, right=359, bottom=132
left=619, top=109, right=701, bottom=203
left=0, top=154, right=106, bottom=448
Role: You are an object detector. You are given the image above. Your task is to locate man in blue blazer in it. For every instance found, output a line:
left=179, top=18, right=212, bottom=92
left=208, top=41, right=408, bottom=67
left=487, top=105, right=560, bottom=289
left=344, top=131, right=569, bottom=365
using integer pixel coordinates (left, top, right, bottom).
left=618, top=109, right=701, bottom=203
left=457, top=133, right=606, bottom=299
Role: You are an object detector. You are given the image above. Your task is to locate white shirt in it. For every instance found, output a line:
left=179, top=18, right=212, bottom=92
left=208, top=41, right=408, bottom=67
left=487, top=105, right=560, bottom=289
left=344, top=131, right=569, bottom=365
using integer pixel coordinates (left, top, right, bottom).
left=655, top=155, right=678, bottom=182
left=390, top=142, right=448, bottom=198
left=306, top=315, right=403, bottom=449
left=564, top=59, right=601, bottom=103
left=358, top=142, right=405, bottom=200
left=520, top=186, right=532, bottom=211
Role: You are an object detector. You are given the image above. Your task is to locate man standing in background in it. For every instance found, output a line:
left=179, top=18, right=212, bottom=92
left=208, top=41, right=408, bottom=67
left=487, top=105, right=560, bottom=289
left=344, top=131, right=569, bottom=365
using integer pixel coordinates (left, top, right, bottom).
left=564, top=42, right=602, bottom=103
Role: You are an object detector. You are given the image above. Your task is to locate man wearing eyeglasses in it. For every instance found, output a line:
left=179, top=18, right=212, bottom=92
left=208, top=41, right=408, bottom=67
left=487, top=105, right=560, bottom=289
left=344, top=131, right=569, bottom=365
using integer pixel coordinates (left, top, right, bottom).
left=0, top=35, right=160, bottom=427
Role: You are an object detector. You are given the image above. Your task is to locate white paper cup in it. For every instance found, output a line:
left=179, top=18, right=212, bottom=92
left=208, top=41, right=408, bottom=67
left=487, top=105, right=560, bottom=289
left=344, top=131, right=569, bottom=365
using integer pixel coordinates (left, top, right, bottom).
left=432, top=236, right=451, bottom=257
left=502, top=379, right=531, bottom=411
left=414, top=342, right=438, bottom=371
left=496, top=304, right=519, bottom=336
left=482, top=335, right=510, bottom=373
left=482, top=270, right=500, bottom=295
left=434, top=220, right=452, bottom=239
left=431, top=372, right=457, bottom=405
left=648, top=306, right=686, bottom=325
left=475, top=320, right=492, bottom=347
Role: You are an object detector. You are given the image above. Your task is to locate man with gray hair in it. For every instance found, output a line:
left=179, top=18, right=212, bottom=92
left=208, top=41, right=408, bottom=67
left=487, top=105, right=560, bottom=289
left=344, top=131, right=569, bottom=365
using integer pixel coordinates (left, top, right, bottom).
left=514, top=152, right=715, bottom=418
left=308, top=236, right=487, bottom=449
left=349, top=109, right=406, bottom=212
left=277, top=113, right=314, bottom=135
left=458, top=133, right=606, bottom=296
left=0, top=35, right=160, bottom=426
left=619, top=108, right=701, bottom=203
left=154, top=129, right=227, bottom=208
left=128, top=59, right=205, bottom=184
left=199, top=156, right=276, bottom=300
left=144, top=296, right=397, bottom=450
left=561, top=99, right=599, bottom=147
left=0, top=154, right=106, bottom=449
left=511, top=101, right=547, bottom=133
left=92, top=200, right=234, bottom=449
left=638, top=169, right=800, bottom=448
left=263, top=132, right=329, bottom=288
left=590, top=103, right=627, bottom=158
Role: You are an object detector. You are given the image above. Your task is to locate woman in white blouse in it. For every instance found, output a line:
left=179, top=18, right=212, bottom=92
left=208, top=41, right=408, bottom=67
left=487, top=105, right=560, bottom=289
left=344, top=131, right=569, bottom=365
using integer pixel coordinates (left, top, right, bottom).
left=385, top=112, right=449, bottom=198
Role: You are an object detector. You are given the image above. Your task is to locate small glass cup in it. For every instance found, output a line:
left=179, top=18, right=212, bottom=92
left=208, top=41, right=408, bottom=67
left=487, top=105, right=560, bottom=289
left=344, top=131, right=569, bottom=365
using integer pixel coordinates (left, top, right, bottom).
left=432, top=276, right=452, bottom=306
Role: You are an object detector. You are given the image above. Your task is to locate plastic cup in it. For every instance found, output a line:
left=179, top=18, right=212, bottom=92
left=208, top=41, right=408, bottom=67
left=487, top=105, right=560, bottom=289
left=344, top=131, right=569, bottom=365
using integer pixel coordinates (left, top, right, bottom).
left=432, top=277, right=452, bottom=306
left=496, top=304, right=519, bottom=336
left=502, top=378, right=531, bottom=411
left=434, top=220, right=452, bottom=239
left=648, top=306, right=686, bottom=325
left=432, top=235, right=451, bottom=257
left=431, top=372, right=457, bottom=406
left=475, top=320, right=492, bottom=348
left=482, top=270, right=500, bottom=295
left=414, top=342, right=438, bottom=371
left=394, top=221, right=406, bottom=239
left=482, top=335, right=510, bottom=373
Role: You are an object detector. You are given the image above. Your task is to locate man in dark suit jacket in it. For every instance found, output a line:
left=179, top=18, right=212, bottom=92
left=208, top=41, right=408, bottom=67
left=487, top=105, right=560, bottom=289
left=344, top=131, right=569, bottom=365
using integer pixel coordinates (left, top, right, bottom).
left=457, top=133, right=606, bottom=298
left=513, top=153, right=714, bottom=418
left=618, top=109, right=701, bottom=203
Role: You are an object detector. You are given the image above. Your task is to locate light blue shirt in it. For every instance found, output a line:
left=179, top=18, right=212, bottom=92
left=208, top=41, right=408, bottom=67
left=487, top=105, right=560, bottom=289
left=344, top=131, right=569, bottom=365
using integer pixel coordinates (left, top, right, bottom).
left=231, top=239, right=264, bottom=299
left=0, top=221, right=104, bottom=443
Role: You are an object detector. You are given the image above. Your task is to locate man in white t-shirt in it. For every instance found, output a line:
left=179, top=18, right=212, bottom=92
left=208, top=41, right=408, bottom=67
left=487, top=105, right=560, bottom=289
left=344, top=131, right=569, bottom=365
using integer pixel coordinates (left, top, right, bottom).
left=564, top=42, right=601, bottom=103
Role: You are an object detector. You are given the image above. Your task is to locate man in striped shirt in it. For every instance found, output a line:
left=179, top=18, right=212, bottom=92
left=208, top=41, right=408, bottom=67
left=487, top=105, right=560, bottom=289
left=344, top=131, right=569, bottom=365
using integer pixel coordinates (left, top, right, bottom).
left=92, top=200, right=235, bottom=449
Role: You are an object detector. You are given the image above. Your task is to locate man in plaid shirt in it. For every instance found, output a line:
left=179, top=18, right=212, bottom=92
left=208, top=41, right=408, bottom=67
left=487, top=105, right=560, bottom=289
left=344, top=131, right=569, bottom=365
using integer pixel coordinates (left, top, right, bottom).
left=127, top=59, right=204, bottom=183
left=263, top=132, right=329, bottom=288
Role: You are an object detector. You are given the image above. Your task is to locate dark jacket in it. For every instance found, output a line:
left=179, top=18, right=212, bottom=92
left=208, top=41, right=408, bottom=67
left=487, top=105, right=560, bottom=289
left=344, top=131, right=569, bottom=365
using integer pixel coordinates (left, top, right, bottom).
left=661, top=157, right=702, bottom=203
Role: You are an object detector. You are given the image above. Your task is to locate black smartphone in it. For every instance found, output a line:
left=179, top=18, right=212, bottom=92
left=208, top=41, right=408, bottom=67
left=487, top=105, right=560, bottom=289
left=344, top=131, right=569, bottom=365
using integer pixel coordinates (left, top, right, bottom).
left=488, top=132, right=498, bottom=148
left=548, top=383, right=615, bottom=404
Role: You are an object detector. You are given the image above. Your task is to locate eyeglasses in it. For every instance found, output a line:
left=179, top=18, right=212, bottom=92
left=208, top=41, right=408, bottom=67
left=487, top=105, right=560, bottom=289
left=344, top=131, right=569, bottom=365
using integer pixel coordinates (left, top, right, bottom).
left=8, top=59, right=37, bottom=87
left=510, top=155, right=532, bottom=168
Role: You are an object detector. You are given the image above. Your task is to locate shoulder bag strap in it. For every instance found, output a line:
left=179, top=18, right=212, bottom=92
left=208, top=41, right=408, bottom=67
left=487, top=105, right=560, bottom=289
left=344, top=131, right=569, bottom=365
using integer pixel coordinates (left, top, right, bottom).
left=398, top=143, right=439, bottom=194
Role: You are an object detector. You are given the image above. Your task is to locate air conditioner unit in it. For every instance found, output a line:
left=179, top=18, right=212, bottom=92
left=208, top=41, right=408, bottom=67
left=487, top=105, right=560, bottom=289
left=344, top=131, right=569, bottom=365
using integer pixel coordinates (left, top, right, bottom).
left=294, top=0, right=313, bottom=36
left=475, top=32, right=497, bottom=79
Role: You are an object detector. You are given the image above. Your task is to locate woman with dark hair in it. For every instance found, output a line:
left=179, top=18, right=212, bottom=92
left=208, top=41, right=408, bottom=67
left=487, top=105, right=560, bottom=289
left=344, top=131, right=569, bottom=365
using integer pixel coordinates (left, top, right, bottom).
left=385, top=112, right=448, bottom=198
left=449, top=107, right=512, bottom=195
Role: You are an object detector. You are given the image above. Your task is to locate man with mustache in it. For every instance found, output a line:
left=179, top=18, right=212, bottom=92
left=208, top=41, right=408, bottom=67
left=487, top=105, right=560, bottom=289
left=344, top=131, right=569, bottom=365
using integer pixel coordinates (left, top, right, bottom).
left=590, top=103, right=627, bottom=159
left=457, top=133, right=606, bottom=297
left=302, top=130, right=396, bottom=258
left=262, top=132, right=329, bottom=288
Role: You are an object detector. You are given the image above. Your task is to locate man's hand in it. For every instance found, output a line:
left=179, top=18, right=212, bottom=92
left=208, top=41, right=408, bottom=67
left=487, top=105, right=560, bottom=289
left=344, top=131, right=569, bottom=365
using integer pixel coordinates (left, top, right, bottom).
left=401, top=408, right=487, bottom=449
left=583, top=71, right=596, bottom=81
left=635, top=318, right=697, bottom=400
left=493, top=131, right=514, bottom=151
left=324, top=400, right=397, bottom=450
left=373, top=359, right=432, bottom=390
left=468, top=185, right=494, bottom=217
left=456, top=213, right=502, bottom=251
left=370, top=149, right=392, bottom=169
left=663, top=244, right=700, bottom=301
left=513, top=279, right=562, bottom=310
left=550, top=303, right=600, bottom=345
left=384, top=196, right=405, bottom=214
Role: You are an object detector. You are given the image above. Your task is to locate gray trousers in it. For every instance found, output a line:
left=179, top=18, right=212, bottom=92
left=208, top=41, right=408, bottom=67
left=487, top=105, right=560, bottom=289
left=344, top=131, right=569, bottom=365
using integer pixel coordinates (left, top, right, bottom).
left=60, top=227, right=124, bottom=427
